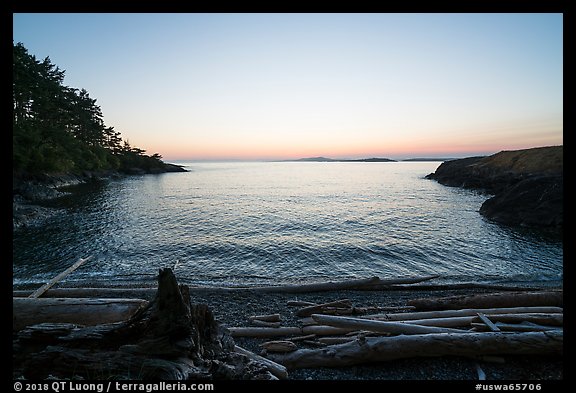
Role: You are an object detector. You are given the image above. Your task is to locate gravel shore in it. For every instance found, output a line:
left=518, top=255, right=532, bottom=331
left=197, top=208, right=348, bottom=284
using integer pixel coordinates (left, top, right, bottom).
left=188, top=286, right=562, bottom=381
left=14, top=283, right=561, bottom=381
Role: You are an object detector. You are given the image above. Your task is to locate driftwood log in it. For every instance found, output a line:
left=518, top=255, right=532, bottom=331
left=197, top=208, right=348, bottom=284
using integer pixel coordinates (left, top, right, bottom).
left=13, top=268, right=280, bottom=380
left=368, top=306, right=563, bottom=321
left=28, top=256, right=92, bottom=298
left=13, top=298, right=148, bottom=331
left=267, top=331, right=563, bottom=369
left=311, top=314, right=463, bottom=335
left=408, top=290, right=562, bottom=311
left=233, top=346, right=288, bottom=379
left=12, top=274, right=440, bottom=297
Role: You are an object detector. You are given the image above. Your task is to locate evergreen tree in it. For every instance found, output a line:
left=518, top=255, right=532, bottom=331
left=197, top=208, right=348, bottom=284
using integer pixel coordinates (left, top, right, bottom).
left=13, top=42, right=169, bottom=174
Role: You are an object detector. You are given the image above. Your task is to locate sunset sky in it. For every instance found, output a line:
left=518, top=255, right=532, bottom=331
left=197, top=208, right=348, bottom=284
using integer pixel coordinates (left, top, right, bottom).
left=13, top=13, right=563, bottom=161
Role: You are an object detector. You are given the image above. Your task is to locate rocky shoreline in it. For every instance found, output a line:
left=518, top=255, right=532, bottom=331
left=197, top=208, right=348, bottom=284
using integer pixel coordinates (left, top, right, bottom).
left=426, top=146, right=562, bottom=232
left=12, top=164, right=187, bottom=229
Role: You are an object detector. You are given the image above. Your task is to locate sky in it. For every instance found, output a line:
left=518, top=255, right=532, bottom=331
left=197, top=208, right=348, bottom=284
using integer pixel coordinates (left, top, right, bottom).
left=13, top=13, right=563, bottom=161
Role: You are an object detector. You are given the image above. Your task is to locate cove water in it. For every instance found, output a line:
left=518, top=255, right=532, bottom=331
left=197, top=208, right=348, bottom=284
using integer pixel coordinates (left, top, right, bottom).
left=13, top=162, right=562, bottom=289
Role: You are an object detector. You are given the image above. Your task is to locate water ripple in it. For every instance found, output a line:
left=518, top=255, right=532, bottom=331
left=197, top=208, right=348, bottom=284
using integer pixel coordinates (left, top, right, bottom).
left=13, top=162, right=562, bottom=288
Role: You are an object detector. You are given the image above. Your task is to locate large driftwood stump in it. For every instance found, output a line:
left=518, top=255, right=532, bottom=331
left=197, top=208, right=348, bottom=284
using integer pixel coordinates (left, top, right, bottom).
left=13, top=268, right=278, bottom=380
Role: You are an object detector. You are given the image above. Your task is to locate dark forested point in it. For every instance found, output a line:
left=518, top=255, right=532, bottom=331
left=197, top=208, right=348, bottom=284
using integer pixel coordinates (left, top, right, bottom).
left=425, top=146, right=563, bottom=231
left=12, top=42, right=184, bottom=177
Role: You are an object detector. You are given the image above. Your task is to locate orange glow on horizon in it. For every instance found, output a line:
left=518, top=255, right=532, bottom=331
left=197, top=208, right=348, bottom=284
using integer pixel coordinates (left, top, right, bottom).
left=153, top=140, right=562, bottom=162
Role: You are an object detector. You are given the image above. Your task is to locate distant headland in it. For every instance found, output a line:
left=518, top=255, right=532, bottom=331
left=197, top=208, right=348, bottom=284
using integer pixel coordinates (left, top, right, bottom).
left=426, top=145, right=562, bottom=232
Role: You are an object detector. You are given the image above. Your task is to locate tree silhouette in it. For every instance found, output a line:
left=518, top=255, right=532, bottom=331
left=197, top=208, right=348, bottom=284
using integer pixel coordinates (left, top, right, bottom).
left=13, top=42, right=169, bottom=174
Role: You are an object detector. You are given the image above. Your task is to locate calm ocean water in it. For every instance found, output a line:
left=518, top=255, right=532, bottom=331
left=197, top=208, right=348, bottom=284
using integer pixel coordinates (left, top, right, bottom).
left=12, top=162, right=562, bottom=289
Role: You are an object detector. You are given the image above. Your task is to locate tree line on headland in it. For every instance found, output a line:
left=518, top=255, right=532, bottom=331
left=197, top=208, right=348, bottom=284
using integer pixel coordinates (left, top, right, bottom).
left=13, top=42, right=179, bottom=176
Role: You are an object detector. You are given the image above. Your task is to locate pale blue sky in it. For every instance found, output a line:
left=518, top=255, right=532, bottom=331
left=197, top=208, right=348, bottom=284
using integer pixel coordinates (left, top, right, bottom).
left=13, top=13, right=563, bottom=160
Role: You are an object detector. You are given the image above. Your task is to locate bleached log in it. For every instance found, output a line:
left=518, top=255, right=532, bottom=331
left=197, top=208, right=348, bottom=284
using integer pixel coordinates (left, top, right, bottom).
left=318, top=336, right=358, bottom=345
left=311, top=314, right=463, bottom=335
left=471, top=322, right=562, bottom=332
left=296, top=299, right=352, bottom=317
left=299, top=317, right=317, bottom=326
left=476, top=313, right=500, bottom=332
left=260, top=341, right=298, bottom=353
left=12, top=274, right=441, bottom=298
left=471, top=313, right=563, bottom=326
left=368, top=306, right=563, bottom=321
left=403, top=313, right=563, bottom=328
left=354, top=274, right=440, bottom=289
left=287, top=301, right=317, bottom=307
left=14, top=287, right=157, bottom=299
left=13, top=297, right=148, bottom=331
left=349, top=306, right=399, bottom=315
left=249, top=313, right=281, bottom=322
left=234, top=345, right=288, bottom=379
left=402, top=316, right=476, bottom=328
left=302, top=340, right=327, bottom=347
left=28, top=256, right=92, bottom=298
left=408, top=290, right=562, bottom=311
left=267, top=331, right=563, bottom=369
left=302, top=325, right=358, bottom=335
left=228, top=327, right=301, bottom=338
left=314, top=307, right=354, bottom=316
left=250, top=320, right=282, bottom=328
left=476, top=364, right=486, bottom=380
left=287, top=334, right=317, bottom=342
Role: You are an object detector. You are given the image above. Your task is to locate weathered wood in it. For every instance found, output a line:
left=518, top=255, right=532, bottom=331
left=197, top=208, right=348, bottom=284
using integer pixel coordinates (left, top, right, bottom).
left=287, top=334, right=317, bottom=342
left=395, top=312, right=564, bottom=330
left=354, top=274, right=440, bottom=289
left=249, top=320, right=282, bottom=328
left=267, top=331, right=563, bottom=369
left=318, top=336, right=357, bottom=345
left=402, top=316, right=476, bottom=328
left=471, top=322, right=562, bottom=332
left=476, top=364, right=486, bottom=380
left=13, top=275, right=442, bottom=297
left=309, top=307, right=354, bottom=316
left=477, top=313, right=500, bottom=332
left=14, top=268, right=277, bottom=380
left=303, top=340, right=327, bottom=347
left=13, top=297, right=148, bottom=331
left=234, top=345, right=288, bottom=380
left=249, top=313, right=281, bottom=322
left=296, top=299, right=352, bottom=317
left=228, top=325, right=359, bottom=337
left=368, top=306, right=563, bottom=321
left=408, top=290, right=562, bottom=311
left=471, top=313, right=563, bottom=326
left=287, top=300, right=317, bottom=307
left=228, top=327, right=302, bottom=338
left=494, top=322, right=562, bottom=332
left=28, top=256, right=92, bottom=298
left=299, top=317, right=317, bottom=326
left=14, top=287, right=157, bottom=299
left=302, top=325, right=358, bottom=336
left=311, top=314, right=463, bottom=335
left=260, top=341, right=298, bottom=353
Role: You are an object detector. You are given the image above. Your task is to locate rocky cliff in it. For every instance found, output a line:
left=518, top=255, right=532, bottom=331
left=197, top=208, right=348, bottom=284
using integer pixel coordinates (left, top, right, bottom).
left=426, top=146, right=562, bottom=231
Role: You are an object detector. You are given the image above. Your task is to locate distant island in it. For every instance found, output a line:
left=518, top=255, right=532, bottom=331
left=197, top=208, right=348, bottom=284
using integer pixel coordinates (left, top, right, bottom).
left=282, top=157, right=396, bottom=162
left=279, top=157, right=453, bottom=163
